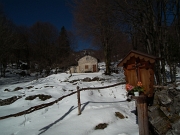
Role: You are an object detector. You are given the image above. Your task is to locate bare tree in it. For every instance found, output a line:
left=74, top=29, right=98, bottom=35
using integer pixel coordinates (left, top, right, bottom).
left=0, top=8, right=15, bottom=77
left=115, top=0, right=179, bottom=85
left=29, top=22, right=58, bottom=75
left=72, top=0, right=125, bottom=75
left=11, top=26, right=30, bottom=69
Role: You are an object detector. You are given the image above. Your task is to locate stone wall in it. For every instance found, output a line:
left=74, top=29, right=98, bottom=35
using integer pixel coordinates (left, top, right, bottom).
left=148, top=84, right=180, bottom=135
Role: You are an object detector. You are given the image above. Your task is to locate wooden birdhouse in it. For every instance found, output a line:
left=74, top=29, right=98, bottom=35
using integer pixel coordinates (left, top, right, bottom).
left=117, top=50, right=156, bottom=97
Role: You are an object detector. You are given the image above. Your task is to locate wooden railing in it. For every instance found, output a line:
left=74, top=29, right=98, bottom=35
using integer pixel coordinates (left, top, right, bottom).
left=0, top=82, right=125, bottom=120
left=0, top=81, right=150, bottom=135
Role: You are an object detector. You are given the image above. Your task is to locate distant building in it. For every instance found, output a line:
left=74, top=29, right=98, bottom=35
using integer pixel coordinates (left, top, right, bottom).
left=70, top=55, right=98, bottom=73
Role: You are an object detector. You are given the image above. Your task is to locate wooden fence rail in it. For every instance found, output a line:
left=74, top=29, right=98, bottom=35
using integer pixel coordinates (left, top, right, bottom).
left=0, top=81, right=150, bottom=135
left=0, top=82, right=125, bottom=120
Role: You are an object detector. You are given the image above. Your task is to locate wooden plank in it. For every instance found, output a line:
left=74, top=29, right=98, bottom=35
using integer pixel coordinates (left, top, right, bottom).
left=126, top=69, right=137, bottom=85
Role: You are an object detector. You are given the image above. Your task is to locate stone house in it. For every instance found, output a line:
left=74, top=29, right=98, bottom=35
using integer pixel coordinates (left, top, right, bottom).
left=70, top=55, right=98, bottom=73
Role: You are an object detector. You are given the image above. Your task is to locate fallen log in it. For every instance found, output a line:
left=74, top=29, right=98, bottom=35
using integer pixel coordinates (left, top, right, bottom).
left=153, top=85, right=168, bottom=89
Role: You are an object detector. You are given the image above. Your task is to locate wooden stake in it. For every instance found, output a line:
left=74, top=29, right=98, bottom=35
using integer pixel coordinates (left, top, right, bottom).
left=77, top=86, right=81, bottom=115
left=133, top=95, right=149, bottom=135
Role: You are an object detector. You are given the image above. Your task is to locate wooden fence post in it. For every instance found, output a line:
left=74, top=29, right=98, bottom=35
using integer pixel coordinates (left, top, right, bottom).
left=134, top=95, right=149, bottom=135
left=77, top=86, right=81, bottom=115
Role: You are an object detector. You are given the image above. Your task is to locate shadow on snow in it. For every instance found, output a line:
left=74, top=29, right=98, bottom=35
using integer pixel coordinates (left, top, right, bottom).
left=38, top=100, right=127, bottom=135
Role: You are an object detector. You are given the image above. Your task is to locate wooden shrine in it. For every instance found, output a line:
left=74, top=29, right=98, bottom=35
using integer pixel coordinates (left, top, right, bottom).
left=118, top=50, right=156, bottom=97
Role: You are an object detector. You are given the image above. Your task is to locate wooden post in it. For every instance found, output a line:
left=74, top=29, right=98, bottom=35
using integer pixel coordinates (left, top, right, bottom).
left=133, top=95, right=149, bottom=135
left=77, top=86, right=81, bottom=115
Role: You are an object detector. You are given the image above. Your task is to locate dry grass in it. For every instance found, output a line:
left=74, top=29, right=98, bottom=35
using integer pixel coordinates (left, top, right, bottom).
left=95, top=123, right=108, bottom=130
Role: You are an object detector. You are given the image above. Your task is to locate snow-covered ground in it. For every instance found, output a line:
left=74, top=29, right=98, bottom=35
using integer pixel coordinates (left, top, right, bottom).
left=0, top=70, right=139, bottom=135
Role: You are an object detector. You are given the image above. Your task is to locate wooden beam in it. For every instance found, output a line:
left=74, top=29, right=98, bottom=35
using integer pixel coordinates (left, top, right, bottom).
left=133, top=95, right=149, bottom=135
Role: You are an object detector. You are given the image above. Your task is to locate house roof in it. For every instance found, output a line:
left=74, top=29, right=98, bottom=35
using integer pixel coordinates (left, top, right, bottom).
left=78, top=55, right=97, bottom=62
left=117, top=50, right=157, bottom=67
left=74, top=49, right=99, bottom=62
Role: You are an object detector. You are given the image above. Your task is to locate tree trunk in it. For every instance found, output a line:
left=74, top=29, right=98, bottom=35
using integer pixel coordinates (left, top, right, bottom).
left=2, top=63, right=6, bottom=77
left=104, top=38, right=111, bottom=75
left=155, top=61, right=162, bottom=85
left=0, top=64, right=2, bottom=77
left=172, top=63, right=176, bottom=82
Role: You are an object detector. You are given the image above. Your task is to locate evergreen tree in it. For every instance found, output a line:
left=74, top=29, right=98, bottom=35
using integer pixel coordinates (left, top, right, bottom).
left=56, top=26, right=72, bottom=70
left=58, top=26, right=71, bottom=58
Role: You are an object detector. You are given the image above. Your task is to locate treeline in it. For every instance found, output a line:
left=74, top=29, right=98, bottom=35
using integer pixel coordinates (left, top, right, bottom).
left=0, top=8, right=77, bottom=77
left=0, top=2, right=132, bottom=78
left=72, top=0, right=180, bottom=85
left=1, top=0, right=180, bottom=85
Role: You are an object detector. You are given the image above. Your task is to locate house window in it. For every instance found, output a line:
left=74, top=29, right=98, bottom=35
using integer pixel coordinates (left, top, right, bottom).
left=85, top=65, right=88, bottom=69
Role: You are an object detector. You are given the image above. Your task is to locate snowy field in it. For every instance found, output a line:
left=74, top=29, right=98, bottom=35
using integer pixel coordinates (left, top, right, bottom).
left=0, top=69, right=139, bottom=135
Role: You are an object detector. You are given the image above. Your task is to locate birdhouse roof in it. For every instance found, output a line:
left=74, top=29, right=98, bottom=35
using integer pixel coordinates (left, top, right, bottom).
left=117, top=50, right=156, bottom=67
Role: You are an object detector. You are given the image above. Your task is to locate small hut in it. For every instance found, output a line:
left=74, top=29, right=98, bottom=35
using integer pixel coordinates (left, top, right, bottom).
left=70, top=54, right=98, bottom=73
left=117, top=50, right=156, bottom=97
left=77, top=55, right=98, bottom=73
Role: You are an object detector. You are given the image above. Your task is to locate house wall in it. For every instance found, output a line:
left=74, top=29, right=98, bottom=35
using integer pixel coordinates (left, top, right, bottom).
left=70, top=66, right=77, bottom=73
left=78, top=55, right=98, bottom=73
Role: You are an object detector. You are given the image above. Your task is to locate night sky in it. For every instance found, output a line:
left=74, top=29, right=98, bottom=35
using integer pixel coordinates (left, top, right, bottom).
left=0, top=0, right=91, bottom=50
left=0, top=0, right=73, bottom=30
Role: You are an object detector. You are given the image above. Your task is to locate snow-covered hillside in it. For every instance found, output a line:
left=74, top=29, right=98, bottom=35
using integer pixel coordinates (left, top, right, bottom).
left=0, top=71, right=139, bottom=135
